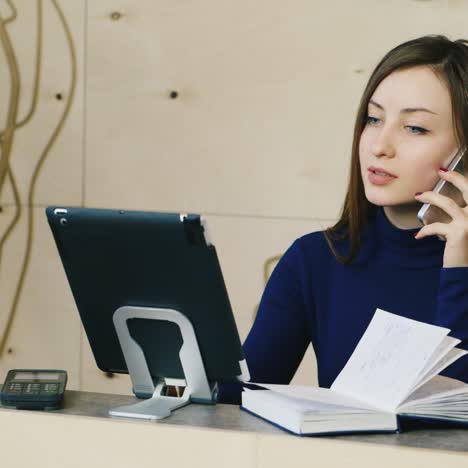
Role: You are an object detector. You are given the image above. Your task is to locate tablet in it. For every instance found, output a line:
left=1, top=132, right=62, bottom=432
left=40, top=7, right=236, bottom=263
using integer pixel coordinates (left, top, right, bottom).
left=46, top=206, right=249, bottom=390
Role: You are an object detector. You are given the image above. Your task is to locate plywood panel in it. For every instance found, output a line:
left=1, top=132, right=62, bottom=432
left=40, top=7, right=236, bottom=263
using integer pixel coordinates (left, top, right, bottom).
left=3, top=0, right=467, bottom=398
left=0, top=0, right=84, bottom=207
left=0, top=206, right=81, bottom=388
left=86, top=0, right=468, bottom=219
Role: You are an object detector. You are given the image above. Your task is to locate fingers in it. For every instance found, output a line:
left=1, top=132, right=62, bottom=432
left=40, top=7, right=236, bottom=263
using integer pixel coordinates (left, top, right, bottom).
left=414, top=222, right=449, bottom=241
left=438, top=168, right=468, bottom=206
left=415, top=176, right=466, bottom=222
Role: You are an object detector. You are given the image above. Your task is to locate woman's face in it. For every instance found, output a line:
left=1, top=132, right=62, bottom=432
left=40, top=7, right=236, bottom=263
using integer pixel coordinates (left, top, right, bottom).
left=359, top=65, right=459, bottom=207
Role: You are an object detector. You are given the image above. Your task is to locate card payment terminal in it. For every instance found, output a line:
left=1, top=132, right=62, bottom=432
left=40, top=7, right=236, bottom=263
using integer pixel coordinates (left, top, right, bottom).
left=1, top=369, right=67, bottom=410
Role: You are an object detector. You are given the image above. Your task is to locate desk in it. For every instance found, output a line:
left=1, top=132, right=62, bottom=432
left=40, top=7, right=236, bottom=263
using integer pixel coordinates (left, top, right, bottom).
left=1, top=389, right=467, bottom=468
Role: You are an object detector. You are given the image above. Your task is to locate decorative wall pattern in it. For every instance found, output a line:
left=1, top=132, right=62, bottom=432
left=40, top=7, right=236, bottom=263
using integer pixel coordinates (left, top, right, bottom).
left=0, top=0, right=83, bottom=389
left=0, top=0, right=76, bottom=357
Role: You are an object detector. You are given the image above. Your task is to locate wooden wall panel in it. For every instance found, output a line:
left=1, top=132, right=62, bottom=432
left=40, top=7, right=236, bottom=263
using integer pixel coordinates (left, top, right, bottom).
left=2, top=0, right=468, bottom=393
left=82, top=0, right=468, bottom=390
left=0, top=0, right=84, bottom=388
left=0, top=206, right=81, bottom=388
left=85, top=0, right=468, bottom=219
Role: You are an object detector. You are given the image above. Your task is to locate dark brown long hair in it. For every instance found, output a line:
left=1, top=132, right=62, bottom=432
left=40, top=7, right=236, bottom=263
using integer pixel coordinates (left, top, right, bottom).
left=324, top=35, right=468, bottom=264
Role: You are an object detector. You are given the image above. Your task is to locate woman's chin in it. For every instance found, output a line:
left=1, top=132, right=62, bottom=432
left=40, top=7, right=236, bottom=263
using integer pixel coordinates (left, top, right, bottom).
left=365, top=194, right=418, bottom=208
left=364, top=190, right=412, bottom=207
left=364, top=191, right=391, bottom=206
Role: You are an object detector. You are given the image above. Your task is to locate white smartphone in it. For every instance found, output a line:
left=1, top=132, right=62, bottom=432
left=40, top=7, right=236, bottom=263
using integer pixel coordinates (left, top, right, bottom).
left=417, top=147, right=467, bottom=226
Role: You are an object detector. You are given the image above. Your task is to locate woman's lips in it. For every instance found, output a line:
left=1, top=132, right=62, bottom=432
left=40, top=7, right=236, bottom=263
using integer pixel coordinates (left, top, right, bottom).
left=367, top=168, right=397, bottom=185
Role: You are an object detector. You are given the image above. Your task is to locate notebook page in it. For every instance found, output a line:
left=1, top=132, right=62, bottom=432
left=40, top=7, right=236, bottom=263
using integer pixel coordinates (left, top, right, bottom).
left=412, top=336, right=460, bottom=384
left=398, top=375, right=468, bottom=411
left=403, top=347, right=467, bottom=399
left=331, top=309, right=450, bottom=412
left=243, top=390, right=375, bottom=416
left=250, top=383, right=378, bottom=411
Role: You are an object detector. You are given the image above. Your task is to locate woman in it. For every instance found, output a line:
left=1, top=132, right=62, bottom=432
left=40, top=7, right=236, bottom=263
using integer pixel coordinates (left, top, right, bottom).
left=219, top=34, right=468, bottom=404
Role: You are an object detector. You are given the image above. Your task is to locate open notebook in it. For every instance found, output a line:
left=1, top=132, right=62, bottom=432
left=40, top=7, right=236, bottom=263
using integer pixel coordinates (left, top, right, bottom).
left=241, top=309, right=468, bottom=436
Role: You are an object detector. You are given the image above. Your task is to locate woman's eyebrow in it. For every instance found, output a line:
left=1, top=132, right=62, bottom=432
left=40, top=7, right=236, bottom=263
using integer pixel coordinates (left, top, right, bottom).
left=369, top=99, right=438, bottom=115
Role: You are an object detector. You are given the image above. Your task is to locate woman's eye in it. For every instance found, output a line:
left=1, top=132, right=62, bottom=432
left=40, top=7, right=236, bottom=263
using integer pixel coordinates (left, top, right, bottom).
left=365, top=115, right=380, bottom=125
left=406, top=126, right=428, bottom=135
left=365, top=115, right=428, bottom=135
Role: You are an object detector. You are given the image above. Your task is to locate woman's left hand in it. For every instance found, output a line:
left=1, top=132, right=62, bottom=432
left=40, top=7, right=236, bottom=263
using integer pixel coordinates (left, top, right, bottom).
left=414, top=168, right=468, bottom=268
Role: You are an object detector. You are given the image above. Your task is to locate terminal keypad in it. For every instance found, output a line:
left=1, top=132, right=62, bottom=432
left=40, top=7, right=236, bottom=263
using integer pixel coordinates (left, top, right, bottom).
left=7, top=382, right=59, bottom=395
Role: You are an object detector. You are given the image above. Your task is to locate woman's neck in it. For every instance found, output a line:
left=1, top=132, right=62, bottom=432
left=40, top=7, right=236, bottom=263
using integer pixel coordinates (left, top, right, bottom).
left=383, top=203, right=422, bottom=230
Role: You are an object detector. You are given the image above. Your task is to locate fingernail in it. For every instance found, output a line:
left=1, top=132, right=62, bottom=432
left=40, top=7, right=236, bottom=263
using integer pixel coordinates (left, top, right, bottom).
left=415, top=192, right=423, bottom=196
left=439, top=167, right=448, bottom=172
left=413, top=232, right=419, bottom=238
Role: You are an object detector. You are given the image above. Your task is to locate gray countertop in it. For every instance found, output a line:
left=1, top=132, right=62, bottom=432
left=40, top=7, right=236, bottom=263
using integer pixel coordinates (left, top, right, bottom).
left=4, top=389, right=466, bottom=453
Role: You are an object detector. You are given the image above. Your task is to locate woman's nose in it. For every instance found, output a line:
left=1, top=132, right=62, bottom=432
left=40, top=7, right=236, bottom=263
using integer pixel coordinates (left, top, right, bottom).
left=371, top=128, right=396, bottom=159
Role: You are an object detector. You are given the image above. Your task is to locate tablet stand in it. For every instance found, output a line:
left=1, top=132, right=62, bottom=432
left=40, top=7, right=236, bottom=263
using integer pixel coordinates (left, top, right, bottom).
left=109, top=305, right=216, bottom=420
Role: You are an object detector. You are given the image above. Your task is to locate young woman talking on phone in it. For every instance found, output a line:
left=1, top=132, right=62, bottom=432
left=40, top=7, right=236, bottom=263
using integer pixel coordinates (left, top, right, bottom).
left=219, top=35, right=468, bottom=404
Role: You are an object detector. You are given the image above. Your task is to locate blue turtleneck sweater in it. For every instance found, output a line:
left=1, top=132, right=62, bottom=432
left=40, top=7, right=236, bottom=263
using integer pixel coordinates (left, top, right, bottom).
left=219, top=207, right=468, bottom=404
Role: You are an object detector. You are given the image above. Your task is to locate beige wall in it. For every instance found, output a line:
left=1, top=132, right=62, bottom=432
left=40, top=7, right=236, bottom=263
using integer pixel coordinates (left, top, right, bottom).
left=0, top=0, right=467, bottom=393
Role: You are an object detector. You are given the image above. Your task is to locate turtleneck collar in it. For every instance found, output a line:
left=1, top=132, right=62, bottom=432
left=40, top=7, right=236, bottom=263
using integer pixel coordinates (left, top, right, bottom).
left=373, top=207, right=444, bottom=269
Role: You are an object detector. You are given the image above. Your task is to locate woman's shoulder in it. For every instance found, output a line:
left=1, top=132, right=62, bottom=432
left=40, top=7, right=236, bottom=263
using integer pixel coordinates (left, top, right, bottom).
left=295, top=229, right=330, bottom=251
left=281, top=228, right=337, bottom=271
left=280, top=213, right=378, bottom=273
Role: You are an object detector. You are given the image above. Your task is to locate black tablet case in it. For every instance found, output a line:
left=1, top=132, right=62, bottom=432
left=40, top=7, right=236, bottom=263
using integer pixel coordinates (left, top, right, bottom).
left=46, top=207, right=245, bottom=385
